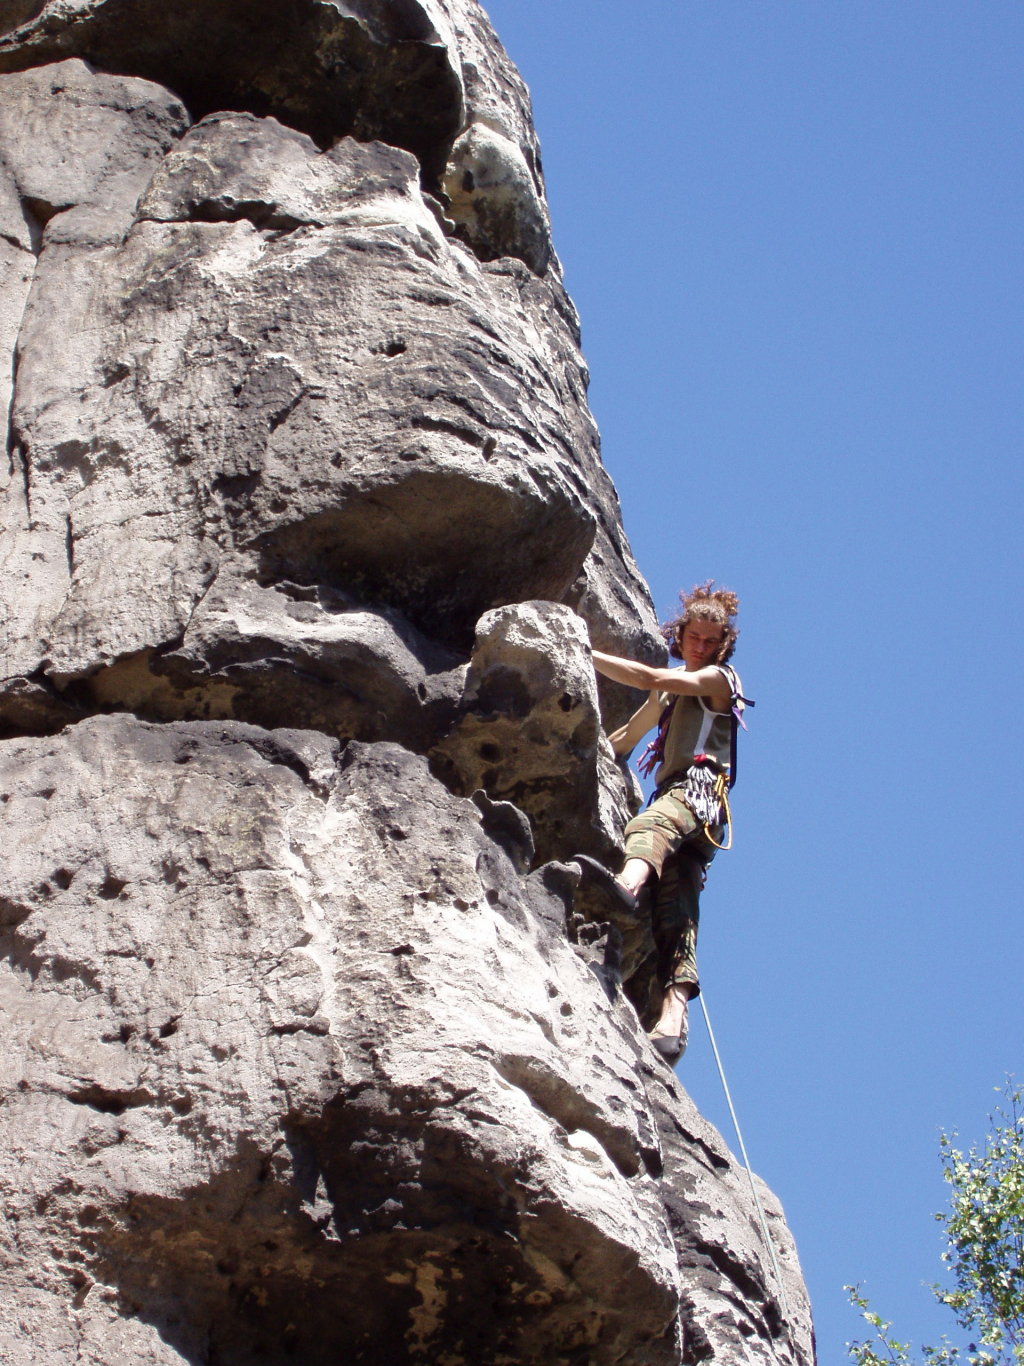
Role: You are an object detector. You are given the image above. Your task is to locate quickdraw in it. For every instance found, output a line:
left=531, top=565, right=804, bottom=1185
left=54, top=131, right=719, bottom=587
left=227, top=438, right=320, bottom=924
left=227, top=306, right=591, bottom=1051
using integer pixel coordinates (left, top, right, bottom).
left=702, top=769, right=733, bottom=851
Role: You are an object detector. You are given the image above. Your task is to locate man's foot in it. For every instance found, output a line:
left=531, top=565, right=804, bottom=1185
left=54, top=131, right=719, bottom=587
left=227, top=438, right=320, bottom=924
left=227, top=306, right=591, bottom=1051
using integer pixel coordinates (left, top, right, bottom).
left=647, top=991, right=689, bottom=1066
left=572, top=854, right=640, bottom=926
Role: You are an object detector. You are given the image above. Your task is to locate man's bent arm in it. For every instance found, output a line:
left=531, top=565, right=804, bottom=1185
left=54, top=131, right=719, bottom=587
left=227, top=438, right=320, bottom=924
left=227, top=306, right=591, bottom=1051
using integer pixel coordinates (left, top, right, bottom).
left=592, top=650, right=732, bottom=709
left=607, top=691, right=664, bottom=757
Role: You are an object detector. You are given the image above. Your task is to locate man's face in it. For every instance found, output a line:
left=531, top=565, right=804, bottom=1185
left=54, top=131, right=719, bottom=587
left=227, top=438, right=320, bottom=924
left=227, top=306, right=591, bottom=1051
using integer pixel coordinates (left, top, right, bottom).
left=681, top=620, right=724, bottom=671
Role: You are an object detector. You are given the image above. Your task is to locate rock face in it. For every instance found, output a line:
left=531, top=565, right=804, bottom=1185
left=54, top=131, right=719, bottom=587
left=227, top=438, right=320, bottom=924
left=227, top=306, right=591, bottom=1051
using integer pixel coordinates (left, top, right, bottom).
left=0, top=27, right=659, bottom=743
left=0, top=4, right=815, bottom=1362
left=432, top=600, right=634, bottom=867
left=0, top=718, right=813, bottom=1364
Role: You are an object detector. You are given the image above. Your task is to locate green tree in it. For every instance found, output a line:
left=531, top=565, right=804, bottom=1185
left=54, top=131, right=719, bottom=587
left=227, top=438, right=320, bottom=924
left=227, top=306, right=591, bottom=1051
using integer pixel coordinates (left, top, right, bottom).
left=847, top=1083, right=1024, bottom=1366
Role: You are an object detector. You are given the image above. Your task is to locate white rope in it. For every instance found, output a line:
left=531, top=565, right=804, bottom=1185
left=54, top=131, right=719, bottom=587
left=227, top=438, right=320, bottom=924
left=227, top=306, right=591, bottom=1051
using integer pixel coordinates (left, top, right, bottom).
left=698, top=990, right=792, bottom=1322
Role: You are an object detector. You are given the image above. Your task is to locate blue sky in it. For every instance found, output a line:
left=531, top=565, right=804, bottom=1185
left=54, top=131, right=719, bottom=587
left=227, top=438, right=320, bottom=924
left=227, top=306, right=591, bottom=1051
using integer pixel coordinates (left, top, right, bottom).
left=482, top=2, right=1024, bottom=1360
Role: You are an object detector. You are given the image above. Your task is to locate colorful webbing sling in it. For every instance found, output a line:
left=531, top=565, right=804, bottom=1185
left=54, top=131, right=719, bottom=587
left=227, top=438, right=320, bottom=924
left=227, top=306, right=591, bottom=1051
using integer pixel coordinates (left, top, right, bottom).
left=636, top=668, right=755, bottom=850
left=636, top=700, right=675, bottom=782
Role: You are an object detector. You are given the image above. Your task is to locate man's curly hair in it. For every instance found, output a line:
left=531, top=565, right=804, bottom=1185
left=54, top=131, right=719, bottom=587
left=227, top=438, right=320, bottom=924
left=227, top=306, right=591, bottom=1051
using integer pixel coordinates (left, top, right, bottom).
left=664, top=581, right=739, bottom=665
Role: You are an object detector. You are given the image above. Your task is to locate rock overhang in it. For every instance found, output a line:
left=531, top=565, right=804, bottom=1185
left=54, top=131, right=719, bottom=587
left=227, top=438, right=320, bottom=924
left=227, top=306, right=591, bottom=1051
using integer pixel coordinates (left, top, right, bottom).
left=0, top=0, right=466, bottom=187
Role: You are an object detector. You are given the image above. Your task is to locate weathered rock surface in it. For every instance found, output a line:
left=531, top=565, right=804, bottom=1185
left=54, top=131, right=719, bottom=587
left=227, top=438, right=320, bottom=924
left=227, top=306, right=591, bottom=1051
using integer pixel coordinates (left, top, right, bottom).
left=151, top=569, right=468, bottom=750
left=0, top=56, right=659, bottom=741
left=0, top=0, right=543, bottom=197
left=0, top=717, right=813, bottom=1364
left=443, top=120, right=552, bottom=272
left=0, top=0, right=466, bottom=186
left=0, top=58, right=189, bottom=246
left=432, top=600, right=633, bottom=866
left=0, top=4, right=815, bottom=1361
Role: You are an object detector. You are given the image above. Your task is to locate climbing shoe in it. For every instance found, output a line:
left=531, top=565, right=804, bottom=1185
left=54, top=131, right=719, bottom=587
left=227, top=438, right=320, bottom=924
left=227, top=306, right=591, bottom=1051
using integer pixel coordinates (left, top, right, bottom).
left=648, top=998, right=689, bottom=1066
left=572, top=855, right=640, bottom=929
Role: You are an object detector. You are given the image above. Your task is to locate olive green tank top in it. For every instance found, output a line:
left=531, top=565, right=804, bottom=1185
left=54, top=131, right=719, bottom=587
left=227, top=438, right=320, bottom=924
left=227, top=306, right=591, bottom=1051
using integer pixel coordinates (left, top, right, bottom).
left=655, top=665, right=743, bottom=789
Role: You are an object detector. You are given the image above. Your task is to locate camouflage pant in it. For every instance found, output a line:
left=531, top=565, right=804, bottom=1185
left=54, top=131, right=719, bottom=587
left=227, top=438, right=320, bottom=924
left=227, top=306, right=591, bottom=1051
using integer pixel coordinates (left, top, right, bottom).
left=622, top=786, right=723, bottom=999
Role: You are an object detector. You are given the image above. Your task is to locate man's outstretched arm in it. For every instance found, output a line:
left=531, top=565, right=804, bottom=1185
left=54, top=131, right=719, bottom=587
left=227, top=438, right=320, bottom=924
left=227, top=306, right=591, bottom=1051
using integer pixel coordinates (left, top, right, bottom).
left=592, top=650, right=732, bottom=709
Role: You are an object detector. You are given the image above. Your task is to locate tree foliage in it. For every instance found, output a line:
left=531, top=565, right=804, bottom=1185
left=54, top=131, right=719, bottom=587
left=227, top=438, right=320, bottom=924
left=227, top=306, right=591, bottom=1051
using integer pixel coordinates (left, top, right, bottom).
left=847, top=1084, right=1024, bottom=1366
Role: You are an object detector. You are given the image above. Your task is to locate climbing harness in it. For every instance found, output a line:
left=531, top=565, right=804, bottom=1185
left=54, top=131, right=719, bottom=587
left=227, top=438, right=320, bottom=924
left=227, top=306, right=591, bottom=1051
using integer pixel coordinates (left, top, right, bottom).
left=699, top=989, right=791, bottom=1323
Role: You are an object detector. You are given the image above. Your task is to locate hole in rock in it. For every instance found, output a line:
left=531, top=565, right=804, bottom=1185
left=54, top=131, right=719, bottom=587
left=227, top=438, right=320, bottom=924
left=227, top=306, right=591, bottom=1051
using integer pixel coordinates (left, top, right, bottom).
left=475, top=667, right=532, bottom=720
left=19, top=195, right=65, bottom=252
left=68, top=1085, right=152, bottom=1116
left=101, top=362, right=131, bottom=388
left=213, top=471, right=261, bottom=504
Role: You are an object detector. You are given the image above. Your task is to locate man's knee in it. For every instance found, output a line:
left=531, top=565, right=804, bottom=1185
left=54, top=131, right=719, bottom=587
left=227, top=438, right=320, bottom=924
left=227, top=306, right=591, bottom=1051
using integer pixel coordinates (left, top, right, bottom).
left=623, top=808, right=692, bottom=878
left=623, top=821, right=669, bottom=876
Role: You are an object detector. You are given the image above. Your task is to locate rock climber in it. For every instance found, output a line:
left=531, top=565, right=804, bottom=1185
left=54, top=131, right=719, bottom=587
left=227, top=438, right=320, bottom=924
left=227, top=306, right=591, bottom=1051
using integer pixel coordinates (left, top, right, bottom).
left=579, top=582, right=748, bottom=1067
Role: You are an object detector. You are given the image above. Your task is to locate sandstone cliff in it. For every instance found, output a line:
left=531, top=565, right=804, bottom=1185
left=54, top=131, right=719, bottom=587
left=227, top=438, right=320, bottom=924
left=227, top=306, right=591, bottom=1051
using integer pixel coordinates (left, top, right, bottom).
left=0, top=4, right=815, bottom=1361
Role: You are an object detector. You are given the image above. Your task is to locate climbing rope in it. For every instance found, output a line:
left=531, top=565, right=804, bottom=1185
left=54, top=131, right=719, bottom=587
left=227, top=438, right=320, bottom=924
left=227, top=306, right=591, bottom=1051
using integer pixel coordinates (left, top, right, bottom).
left=698, top=991, right=791, bottom=1322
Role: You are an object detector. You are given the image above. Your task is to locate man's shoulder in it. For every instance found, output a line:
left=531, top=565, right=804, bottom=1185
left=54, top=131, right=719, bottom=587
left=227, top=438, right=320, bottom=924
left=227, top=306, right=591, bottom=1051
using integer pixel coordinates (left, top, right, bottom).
left=717, top=663, right=742, bottom=691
